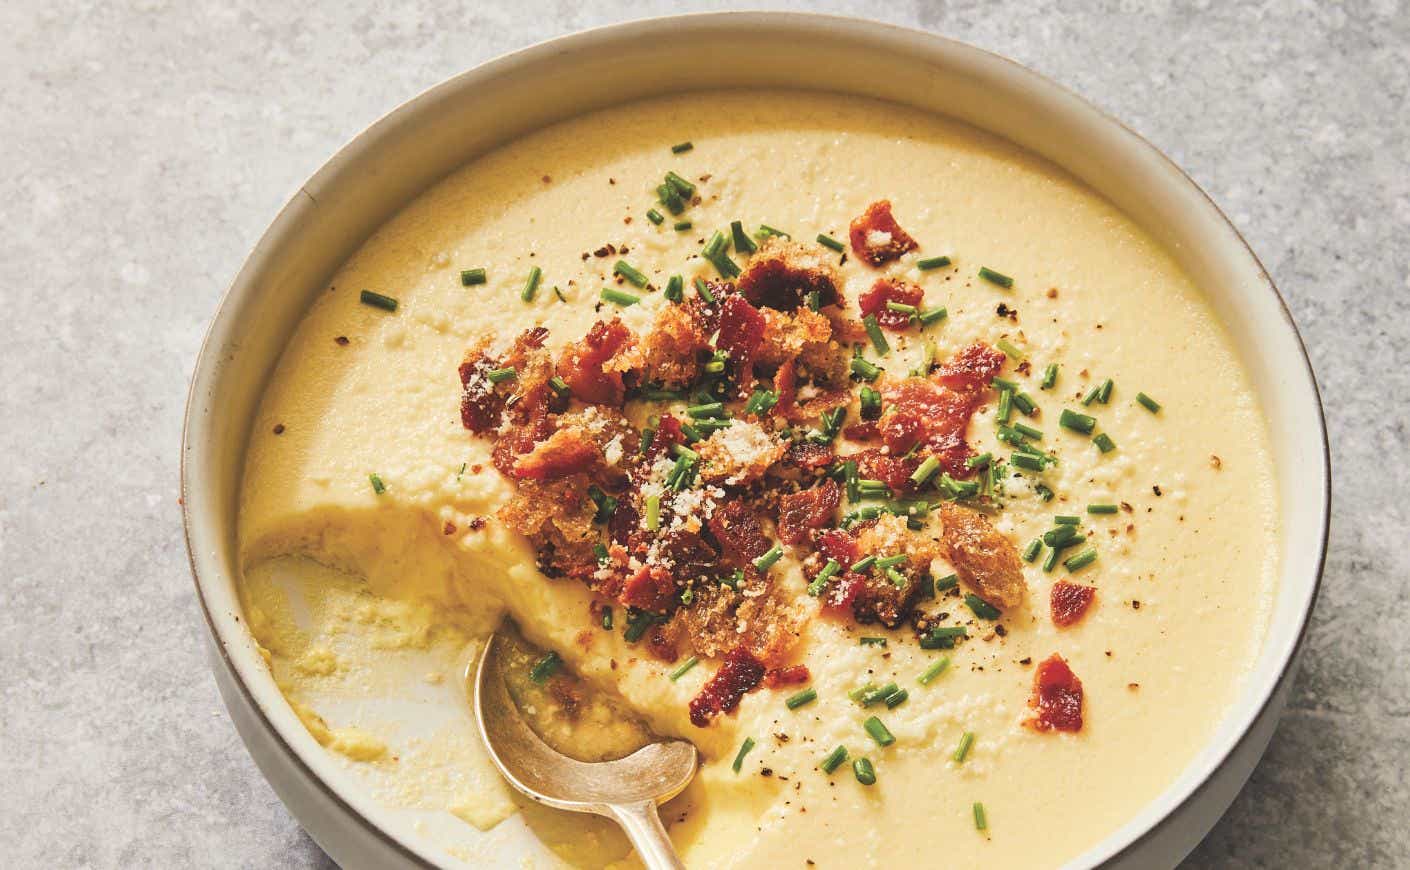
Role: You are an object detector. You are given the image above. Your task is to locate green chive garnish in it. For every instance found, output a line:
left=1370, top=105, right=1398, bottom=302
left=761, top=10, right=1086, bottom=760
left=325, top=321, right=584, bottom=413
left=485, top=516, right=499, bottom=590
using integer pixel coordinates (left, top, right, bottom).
left=359, top=290, right=398, bottom=311
left=859, top=385, right=882, bottom=418
left=1043, top=525, right=1081, bottom=546
left=1022, top=538, right=1042, bottom=562
left=669, top=656, right=700, bottom=682
left=876, top=554, right=908, bottom=569
left=1088, top=503, right=1119, bottom=514
left=816, top=233, right=845, bottom=252
left=910, top=456, right=941, bottom=487
left=966, top=452, right=993, bottom=469
left=863, top=315, right=889, bottom=355
left=953, top=731, right=975, bottom=763
left=997, top=389, right=1013, bottom=424
left=860, top=636, right=888, bottom=647
left=808, top=559, right=842, bottom=596
left=693, top=277, right=715, bottom=303
left=850, top=357, right=882, bottom=381
left=1064, top=548, right=1098, bottom=572
left=732, top=737, right=756, bottom=773
left=850, top=555, right=877, bottom=574
left=674, top=220, right=692, bottom=231
left=529, top=651, right=561, bottom=684
left=859, top=682, right=898, bottom=707
left=756, top=224, right=790, bottom=239
left=934, top=573, right=959, bottom=591
left=553, top=286, right=567, bottom=303
left=657, top=183, right=684, bottom=215
left=1012, top=420, right=1042, bottom=439
left=644, top=494, right=661, bottom=531
left=1041, top=363, right=1058, bottom=389
left=1093, top=432, right=1116, bottom=453
left=665, top=171, right=696, bottom=199
left=1137, top=392, right=1161, bottom=413
left=600, top=287, right=640, bottom=307
left=1098, top=378, right=1114, bottom=403
left=754, top=545, right=783, bottom=572
left=978, top=266, right=1013, bottom=288
left=486, top=366, right=517, bottom=384
left=731, top=220, right=757, bottom=255
left=918, top=657, right=950, bottom=685
left=884, top=688, right=909, bottom=709
left=997, top=338, right=1024, bottom=360
left=886, top=301, right=918, bottom=316
left=1042, top=544, right=1062, bottom=573
left=853, top=757, right=877, bottom=785
left=460, top=268, right=487, bottom=286
left=601, top=606, right=613, bottom=630
left=973, top=802, right=988, bottom=831
left=1011, top=452, right=1045, bottom=472
left=1055, top=514, right=1081, bottom=524
left=1012, top=392, right=1038, bottom=417
left=520, top=266, right=542, bottom=302
left=671, top=141, right=694, bottom=154
left=646, top=209, right=665, bottom=226
left=786, top=687, right=818, bottom=710
left=613, top=260, right=649, bottom=287
left=664, top=274, right=684, bottom=303
left=863, top=716, right=895, bottom=747
left=821, top=745, right=849, bottom=774
left=917, top=255, right=952, bottom=270
left=1059, top=408, right=1097, bottom=434
left=686, top=401, right=725, bottom=419
left=368, top=473, right=386, bottom=494
left=1035, top=482, right=1055, bottom=502
left=964, top=594, right=1000, bottom=620
left=917, top=306, right=948, bottom=327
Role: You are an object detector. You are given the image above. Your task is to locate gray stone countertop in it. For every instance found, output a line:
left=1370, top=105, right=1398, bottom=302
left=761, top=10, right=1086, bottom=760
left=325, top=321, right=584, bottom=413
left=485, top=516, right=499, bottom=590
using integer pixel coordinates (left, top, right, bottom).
left=2, top=1, right=1405, bottom=866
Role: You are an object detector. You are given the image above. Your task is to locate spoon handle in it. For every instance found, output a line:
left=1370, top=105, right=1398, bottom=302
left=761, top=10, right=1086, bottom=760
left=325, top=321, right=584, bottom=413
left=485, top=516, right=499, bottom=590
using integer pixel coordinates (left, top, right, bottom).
left=609, top=800, right=685, bottom=870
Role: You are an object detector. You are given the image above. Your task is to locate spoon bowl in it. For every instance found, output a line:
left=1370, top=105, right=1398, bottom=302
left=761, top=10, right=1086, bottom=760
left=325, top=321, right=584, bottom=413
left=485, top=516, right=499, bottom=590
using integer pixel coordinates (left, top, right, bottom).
left=471, top=631, right=697, bottom=869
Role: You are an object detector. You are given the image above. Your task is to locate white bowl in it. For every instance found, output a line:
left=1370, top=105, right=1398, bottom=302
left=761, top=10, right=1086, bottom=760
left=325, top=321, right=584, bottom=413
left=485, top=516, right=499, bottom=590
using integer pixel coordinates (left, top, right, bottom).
left=181, top=12, right=1329, bottom=868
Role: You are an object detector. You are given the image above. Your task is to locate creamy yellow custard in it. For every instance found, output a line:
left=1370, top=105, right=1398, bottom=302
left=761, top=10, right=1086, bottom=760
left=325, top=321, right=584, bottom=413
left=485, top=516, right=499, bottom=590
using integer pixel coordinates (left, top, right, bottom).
left=239, top=90, right=1277, bottom=868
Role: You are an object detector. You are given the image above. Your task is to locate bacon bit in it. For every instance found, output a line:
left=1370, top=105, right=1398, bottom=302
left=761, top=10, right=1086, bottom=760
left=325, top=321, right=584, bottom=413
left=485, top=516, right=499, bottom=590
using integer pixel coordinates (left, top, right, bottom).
left=468, top=516, right=486, bottom=530
left=763, top=665, right=811, bottom=688
left=1050, top=580, right=1095, bottom=627
left=443, top=521, right=457, bottom=535
left=621, top=566, right=678, bottom=613
left=737, top=238, right=841, bottom=310
left=777, top=479, right=840, bottom=545
left=557, top=318, right=632, bottom=405
left=773, top=357, right=798, bottom=418
left=716, top=294, right=768, bottom=396
left=852, top=447, right=918, bottom=493
left=459, top=356, right=505, bottom=433
left=939, top=502, right=1025, bottom=610
left=512, top=427, right=600, bottom=481
left=933, top=342, right=1005, bottom=391
left=689, top=646, right=765, bottom=727
left=848, top=200, right=918, bottom=266
left=815, top=528, right=859, bottom=566
left=822, top=572, right=866, bottom=614
left=642, top=415, right=685, bottom=464
left=842, top=420, right=880, bottom=441
left=707, top=500, right=771, bottom=568
left=1026, top=654, right=1084, bottom=732
left=646, top=625, right=678, bottom=663
left=858, top=279, right=924, bottom=330
left=784, top=440, right=835, bottom=472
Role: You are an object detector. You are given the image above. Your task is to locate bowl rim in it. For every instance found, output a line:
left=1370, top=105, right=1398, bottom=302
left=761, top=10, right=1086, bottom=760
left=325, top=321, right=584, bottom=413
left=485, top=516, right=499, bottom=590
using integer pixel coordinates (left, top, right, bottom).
left=181, top=10, right=1330, bottom=868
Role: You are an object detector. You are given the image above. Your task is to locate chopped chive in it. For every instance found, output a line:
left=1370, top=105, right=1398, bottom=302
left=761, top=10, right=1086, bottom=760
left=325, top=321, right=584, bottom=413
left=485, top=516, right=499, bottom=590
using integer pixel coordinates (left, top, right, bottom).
left=850, top=555, right=877, bottom=573
left=601, top=606, right=613, bottom=630
left=966, top=452, right=993, bottom=469
left=645, top=209, right=665, bottom=226
left=1082, top=385, right=1103, bottom=406
left=1087, top=503, right=1119, bottom=514
left=859, top=385, right=882, bottom=419
left=744, top=389, right=779, bottom=417
left=853, top=757, right=877, bottom=785
left=671, top=141, right=694, bottom=154
left=1064, top=548, right=1098, bottom=572
left=732, top=737, right=756, bottom=773
left=910, top=456, right=941, bottom=486
left=855, top=479, right=890, bottom=498
left=884, top=566, right=907, bottom=587
left=702, top=231, right=726, bottom=258
left=918, top=657, right=950, bottom=685
left=917, top=255, right=952, bottom=270
left=978, top=266, right=1013, bottom=288
left=934, top=573, right=959, bottom=591
left=785, top=687, right=818, bottom=710
left=520, top=266, right=542, bottom=302
left=997, top=338, right=1024, bottom=360
left=553, top=286, right=567, bottom=303
left=1055, top=514, right=1081, bottom=524
left=849, top=356, right=882, bottom=381
left=460, top=268, right=487, bottom=286
left=1093, top=432, right=1116, bottom=453
left=996, top=389, right=1013, bottom=424
left=706, top=251, right=741, bottom=279
left=992, top=376, right=1021, bottom=392
left=665, top=171, right=696, bottom=199
left=806, top=289, right=821, bottom=311
left=754, top=545, right=783, bottom=572
left=919, top=625, right=967, bottom=650
left=693, top=277, right=715, bottom=303
left=623, top=607, right=656, bottom=641
left=863, top=315, right=890, bottom=355
left=876, top=554, right=908, bottom=569
left=359, top=290, right=398, bottom=311
left=486, top=366, right=518, bottom=385
left=816, top=233, right=845, bottom=252
left=953, top=730, right=975, bottom=763
left=1042, top=543, right=1062, bottom=572
left=368, top=473, right=386, bottom=494
left=863, top=716, right=896, bottom=747
left=756, top=224, right=790, bottom=239
left=600, top=287, right=640, bottom=307
left=686, top=401, right=725, bottom=419
left=808, top=559, right=842, bottom=596
left=1035, top=482, right=1055, bottom=502
left=1012, top=392, right=1038, bottom=417
left=664, top=274, right=684, bottom=303
left=1097, top=378, right=1114, bottom=403
left=1041, top=363, right=1059, bottom=389
left=1137, top=391, right=1161, bottom=413
left=974, top=801, right=988, bottom=831
left=820, top=745, right=849, bottom=774
left=644, top=494, right=661, bottom=531
left=669, top=656, right=700, bottom=682
left=672, top=443, right=700, bottom=461
left=657, top=183, right=684, bottom=215
left=547, top=376, right=570, bottom=398
left=1043, top=525, right=1081, bottom=547
left=886, top=301, right=918, bottom=316
left=673, top=220, right=693, bottom=232
left=884, top=688, right=909, bottom=709
left=860, top=682, right=899, bottom=707
left=1059, top=408, right=1097, bottom=434
left=529, top=651, right=562, bottom=684
left=817, top=406, right=846, bottom=441
left=730, top=220, right=757, bottom=255
left=917, top=306, right=948, bottom=327
left=1011, top=452, right=1046, bottom=472
left=1022, top=538, right=1043, bottom=562
left=1012, top=420, right=1043, bottom=440
left=613, top=260, right=649, bottom=287
left=964, top=593, right=1001, bottom=620
left=859, top=636, right=889, bottom=647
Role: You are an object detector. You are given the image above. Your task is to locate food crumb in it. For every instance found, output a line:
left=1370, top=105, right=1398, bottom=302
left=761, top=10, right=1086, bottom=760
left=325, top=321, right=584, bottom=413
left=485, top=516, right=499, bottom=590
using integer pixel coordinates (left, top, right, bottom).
left=272, top=423, right=285, bottom=435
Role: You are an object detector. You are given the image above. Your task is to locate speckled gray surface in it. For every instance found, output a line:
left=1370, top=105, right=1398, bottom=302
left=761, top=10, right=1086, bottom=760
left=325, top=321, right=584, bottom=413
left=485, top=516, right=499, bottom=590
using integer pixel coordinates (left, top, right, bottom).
left=2, top=1, right=1406, bottom=866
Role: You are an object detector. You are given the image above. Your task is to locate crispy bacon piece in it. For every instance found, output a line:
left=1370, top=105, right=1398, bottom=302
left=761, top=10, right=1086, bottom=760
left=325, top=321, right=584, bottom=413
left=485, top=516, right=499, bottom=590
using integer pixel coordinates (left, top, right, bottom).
left=459, top=326, right=551, bottom=432
left=938, top=502, right=1025, bottom=610
left=815, top=528, right=859, bottom=566
left=1051, top=581, right=1096, bottom=627
left=934, top=342, right=1005, bottom=392
left=880, top=378, right=984, bottom=477
left=1027, top=654, right=1084, bottom=732
left=641, top=415, right=684, bottom=465
left=688, top=645, right=766, bottom=727
left=784, top=440, right=835, bottom=472
left=842, top=420, right=880, bottom=441
left=848, top=200, right=917, bottom=266
left=852, top=447, right=919, bottom=494
left=858, top=279, right=924, bottom=331
left=512, top=427, right=600, bottom=481
left=737, top=238, right=841, bottom=310
left=776, top=479, right=840, bottom=545
left=621, top=566, right=678, bottom=614
left=716, top=294, right=767, bottom=396
left=557, top=319, right=632, bottom=405
left=707, top=500, right=771, bottom=568
left=763, top=665, right=811, bottom=688
left=823, top=572, right=867, bottom=614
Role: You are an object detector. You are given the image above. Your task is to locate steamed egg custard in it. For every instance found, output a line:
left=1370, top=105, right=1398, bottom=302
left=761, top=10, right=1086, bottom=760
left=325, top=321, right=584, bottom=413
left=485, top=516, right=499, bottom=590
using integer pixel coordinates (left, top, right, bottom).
left=239, top=90, right=1278, bottom=868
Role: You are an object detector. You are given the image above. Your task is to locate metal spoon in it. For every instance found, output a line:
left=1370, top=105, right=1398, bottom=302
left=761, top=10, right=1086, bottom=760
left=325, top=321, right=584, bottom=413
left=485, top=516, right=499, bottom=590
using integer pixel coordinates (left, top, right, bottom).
left=471, top=631, right=697, bottom=870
